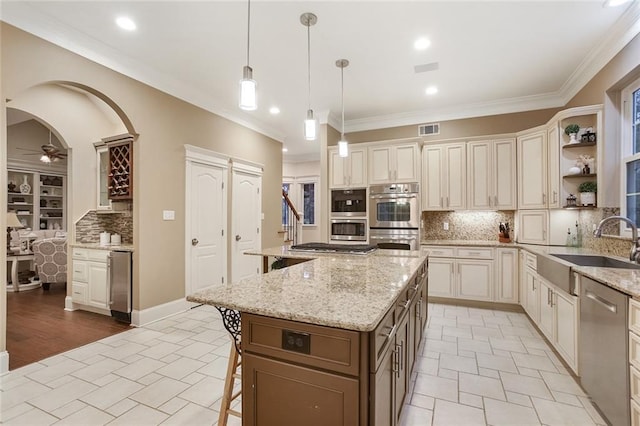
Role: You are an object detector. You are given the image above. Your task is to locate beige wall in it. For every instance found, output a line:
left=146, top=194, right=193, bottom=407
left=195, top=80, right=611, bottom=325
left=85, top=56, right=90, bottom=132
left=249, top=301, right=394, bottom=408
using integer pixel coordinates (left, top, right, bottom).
left=344, top=108, right=560, bottom=144
left=1, top=23, right=283, bottom=315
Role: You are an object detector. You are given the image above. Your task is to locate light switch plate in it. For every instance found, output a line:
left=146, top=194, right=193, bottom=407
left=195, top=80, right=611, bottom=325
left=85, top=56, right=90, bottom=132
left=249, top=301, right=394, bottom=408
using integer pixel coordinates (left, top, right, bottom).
left=163, top=210, right=175, bottom=221
left=443, top=222, right=449, bottom=231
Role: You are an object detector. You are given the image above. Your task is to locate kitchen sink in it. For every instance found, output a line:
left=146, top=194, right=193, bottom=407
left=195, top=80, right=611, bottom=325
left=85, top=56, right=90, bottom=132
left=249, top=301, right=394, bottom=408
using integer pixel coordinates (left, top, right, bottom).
left=550, top=254, right=640, bottom=269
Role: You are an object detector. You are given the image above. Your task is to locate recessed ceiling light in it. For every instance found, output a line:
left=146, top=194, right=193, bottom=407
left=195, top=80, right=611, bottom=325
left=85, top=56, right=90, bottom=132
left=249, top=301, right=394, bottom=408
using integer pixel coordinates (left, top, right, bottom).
left=414, top=37, right=431, bottom=51
left=425, top=86, right=438, bottom=95
left=282, top=147, right=288, bottom=152
left=269, top=106, right=280, bottom=115
left=116, top=16, right=137, bottom=31
left=603, top=0, right=630, bottom=6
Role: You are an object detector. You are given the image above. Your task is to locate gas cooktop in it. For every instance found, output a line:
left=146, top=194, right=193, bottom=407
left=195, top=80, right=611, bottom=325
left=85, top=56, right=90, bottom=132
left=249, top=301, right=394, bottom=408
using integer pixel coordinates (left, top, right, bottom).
left=289, top=242, right=378, bottom=254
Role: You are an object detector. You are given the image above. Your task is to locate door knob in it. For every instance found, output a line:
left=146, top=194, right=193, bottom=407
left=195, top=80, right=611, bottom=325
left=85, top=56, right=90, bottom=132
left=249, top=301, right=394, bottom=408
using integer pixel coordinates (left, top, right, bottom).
left=192, top=238, right=199, bottom=246
left=235, top=235, right=241, bottom=241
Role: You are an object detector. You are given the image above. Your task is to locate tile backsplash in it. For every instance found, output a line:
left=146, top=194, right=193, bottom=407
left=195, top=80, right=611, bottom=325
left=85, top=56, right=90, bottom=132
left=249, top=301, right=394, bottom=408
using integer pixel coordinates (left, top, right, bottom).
left=421, top=207, right=633, bottom=258
left=75, top=209, right=133, bottom=244
left=421, top=211, right=515, bottom=241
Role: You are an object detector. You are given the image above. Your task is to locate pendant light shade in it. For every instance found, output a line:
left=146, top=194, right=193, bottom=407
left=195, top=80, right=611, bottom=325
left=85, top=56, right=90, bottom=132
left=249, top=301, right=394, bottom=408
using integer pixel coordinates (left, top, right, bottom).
left=301, top=13, right=318, bottom=141
left=336, top=59, right=349, bottom=157
left=239, top=0, right=257, bottom=111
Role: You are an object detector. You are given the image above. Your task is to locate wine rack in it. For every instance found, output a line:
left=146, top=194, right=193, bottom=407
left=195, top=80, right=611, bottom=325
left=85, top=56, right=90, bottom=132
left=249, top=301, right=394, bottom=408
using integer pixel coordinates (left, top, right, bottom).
left=108, top=140, right=133, bottom=200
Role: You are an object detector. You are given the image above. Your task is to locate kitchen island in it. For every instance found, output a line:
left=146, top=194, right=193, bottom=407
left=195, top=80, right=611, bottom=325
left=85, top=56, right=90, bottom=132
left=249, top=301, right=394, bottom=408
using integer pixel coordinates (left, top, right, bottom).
left=187, top=246, right=429, bottom=425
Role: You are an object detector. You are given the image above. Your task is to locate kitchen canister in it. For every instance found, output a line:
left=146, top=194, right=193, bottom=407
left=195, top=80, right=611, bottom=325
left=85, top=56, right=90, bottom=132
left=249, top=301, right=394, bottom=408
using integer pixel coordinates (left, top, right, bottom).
left=100, top=232, right=111, bottom=246
left=110, top=234, right=122, bottom=245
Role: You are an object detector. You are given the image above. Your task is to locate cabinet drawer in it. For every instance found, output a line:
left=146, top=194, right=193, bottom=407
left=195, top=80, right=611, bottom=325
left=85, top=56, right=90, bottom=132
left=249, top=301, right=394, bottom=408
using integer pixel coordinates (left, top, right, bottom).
left=72, top=248, right=89, bottom=260
left=633, top=398, right=640, bottom=426
left=425, top=246, right=455, bottom=258
left=71, top=282, right=87, bottom=304
left=457, top=248, right=493, bottom=259
left=631, top=332, right=640, bottom=369
left=87, top=249, right=109, bottom=262
left=242, top=313, right=360, bottom=376
left=72, top=261, right=88, bottom=282
left=631, top=299, right=640, bottom=335
left=632, top=365, right=640, bottom=405
left=371, top=307, right=395, bottom=371
left=524, top=251, right=537, bottom=270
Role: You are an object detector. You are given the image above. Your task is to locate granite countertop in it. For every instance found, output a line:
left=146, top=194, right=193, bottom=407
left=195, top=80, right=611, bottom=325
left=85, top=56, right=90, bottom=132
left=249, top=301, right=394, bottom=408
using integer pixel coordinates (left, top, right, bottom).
left=518, top=244, right=640, bottom=299
left=245, top=245, right=427, bottom=259
left=72, top=242, right=135, bottom=252
left=187, top=247, right=428, bottom=332
left=422, top=239, right=517, bottom=247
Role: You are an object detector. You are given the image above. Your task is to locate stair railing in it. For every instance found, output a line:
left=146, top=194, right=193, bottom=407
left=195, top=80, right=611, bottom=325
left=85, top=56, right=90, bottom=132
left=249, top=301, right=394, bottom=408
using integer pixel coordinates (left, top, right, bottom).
left=282, top=189, right=301, bottom=246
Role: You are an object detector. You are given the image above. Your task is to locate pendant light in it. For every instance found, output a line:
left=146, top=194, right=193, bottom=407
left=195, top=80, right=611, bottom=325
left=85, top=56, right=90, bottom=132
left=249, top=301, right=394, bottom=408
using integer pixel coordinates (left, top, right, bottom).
left=239, top=0, right=257, bottom=110
left=336, top=59, right=349, bottom=157
left=300, top=13, right=318, bottom=141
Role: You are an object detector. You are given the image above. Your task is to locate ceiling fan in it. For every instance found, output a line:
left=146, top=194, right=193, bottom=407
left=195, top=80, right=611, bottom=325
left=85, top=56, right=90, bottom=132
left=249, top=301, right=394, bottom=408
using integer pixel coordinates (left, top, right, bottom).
left=17, top=131, right=67, bottom=163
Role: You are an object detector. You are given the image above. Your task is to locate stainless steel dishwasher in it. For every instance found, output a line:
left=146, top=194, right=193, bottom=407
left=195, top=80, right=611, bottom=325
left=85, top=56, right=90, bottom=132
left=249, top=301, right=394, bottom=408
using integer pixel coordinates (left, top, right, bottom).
left=580, top=276, right=630, bottom=426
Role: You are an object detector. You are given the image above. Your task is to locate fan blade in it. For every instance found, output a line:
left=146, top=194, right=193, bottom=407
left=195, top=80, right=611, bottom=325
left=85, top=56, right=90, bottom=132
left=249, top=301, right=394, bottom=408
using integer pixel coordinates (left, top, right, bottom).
left=41, top=144, right=60, bottom=154
left=16, top=147, right=42, bottom=153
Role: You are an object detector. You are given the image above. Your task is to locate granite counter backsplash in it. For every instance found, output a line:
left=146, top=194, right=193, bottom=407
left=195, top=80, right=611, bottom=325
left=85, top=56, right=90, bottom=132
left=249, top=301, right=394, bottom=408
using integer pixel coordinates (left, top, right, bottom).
left=421, top=210, right=515, bottom=241
left=75, top=210, right=133, bottom=244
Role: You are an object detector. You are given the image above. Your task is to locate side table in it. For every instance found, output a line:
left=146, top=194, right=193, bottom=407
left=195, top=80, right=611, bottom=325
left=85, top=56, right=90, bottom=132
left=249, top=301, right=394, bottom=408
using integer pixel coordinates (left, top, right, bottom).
left=6, top=253, right=36, bottom=292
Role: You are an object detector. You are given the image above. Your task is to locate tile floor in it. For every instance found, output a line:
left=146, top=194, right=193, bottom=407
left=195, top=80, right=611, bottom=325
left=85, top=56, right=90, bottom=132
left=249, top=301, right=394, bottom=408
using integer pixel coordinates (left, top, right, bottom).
left=0, top=303, right=608, bottom=425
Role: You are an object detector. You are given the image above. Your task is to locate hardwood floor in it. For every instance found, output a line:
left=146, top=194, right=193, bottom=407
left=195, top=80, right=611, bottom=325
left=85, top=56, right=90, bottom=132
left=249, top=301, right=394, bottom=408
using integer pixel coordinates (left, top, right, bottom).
left=6, top=284, right=131, bottom=370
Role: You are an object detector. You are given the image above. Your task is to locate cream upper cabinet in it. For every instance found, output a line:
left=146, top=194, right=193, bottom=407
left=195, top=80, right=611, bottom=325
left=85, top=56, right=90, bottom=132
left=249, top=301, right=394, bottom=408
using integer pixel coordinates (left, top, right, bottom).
left=368, top=143, right=419, bottom=185
left=517, top=130, right=548, bottom=209
left=329, top=147, right=367, bottom=188
left=422, top=143, right=466, bottom=210
left=467, top=139, right=516, bottom=210
left=547, top=124, right=561, bottom=208
left=517, top=210, right=548, bottom=245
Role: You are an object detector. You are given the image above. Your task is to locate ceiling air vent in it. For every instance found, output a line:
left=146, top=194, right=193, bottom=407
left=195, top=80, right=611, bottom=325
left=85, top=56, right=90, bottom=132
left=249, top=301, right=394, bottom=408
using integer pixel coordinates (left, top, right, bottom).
left=418, top=123, right=440, bottom=136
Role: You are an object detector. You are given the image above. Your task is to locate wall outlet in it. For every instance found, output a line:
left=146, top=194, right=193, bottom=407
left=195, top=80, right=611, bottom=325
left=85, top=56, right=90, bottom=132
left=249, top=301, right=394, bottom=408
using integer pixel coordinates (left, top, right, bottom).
left=443, top=222, right=449, bottom=231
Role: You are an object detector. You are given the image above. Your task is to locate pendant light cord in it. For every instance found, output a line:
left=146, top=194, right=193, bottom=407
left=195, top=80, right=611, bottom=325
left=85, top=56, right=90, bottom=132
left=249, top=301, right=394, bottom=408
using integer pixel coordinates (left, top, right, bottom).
left=341, top=65, right=345, bottom=139
left=246, top=0, right=251, bottom=66
left=307, top=21, right=311, bottom=110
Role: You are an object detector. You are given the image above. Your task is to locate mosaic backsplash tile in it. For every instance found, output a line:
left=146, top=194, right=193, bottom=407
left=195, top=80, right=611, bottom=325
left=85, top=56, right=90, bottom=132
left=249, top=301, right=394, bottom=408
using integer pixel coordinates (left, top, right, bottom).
left=75, top=206, right=133, bottom=244
left=421, top=211, right=515, bottom=241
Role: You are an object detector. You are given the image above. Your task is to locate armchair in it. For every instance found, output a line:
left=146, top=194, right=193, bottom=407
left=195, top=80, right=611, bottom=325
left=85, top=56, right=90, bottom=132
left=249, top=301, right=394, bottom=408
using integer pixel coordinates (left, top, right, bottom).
left=33, top=239, right=67, bottom=290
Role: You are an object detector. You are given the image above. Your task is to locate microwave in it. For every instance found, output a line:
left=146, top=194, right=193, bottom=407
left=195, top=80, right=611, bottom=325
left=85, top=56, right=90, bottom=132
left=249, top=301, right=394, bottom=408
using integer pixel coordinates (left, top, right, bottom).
left=330, top=219, right=367, bottom=242
left=331, top=188, right=366, bottom=217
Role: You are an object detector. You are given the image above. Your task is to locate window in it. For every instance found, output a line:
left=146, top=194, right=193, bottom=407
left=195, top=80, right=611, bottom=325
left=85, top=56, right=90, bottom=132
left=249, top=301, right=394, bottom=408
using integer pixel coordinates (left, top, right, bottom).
left=302, top=182, right=316, bottom=225
left=622, top=76, right=640, bottom=229
left=282, top=182, right=291, bottom=225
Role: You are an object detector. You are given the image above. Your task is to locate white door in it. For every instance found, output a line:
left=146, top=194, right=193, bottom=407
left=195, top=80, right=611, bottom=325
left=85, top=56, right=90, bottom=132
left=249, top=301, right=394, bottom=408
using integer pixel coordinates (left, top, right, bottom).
left=232, top=169, right=262, bottom=282
left=188, top=162, right=226, bottom=295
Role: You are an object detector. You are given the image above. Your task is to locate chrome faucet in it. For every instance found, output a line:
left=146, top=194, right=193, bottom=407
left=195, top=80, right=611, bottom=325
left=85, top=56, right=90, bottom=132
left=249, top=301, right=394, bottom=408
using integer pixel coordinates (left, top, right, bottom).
left=593, top=215, right=640, bottom=262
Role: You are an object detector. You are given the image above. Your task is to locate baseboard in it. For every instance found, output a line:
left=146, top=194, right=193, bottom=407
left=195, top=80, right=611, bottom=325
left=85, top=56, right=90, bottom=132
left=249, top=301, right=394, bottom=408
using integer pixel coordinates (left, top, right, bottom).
left=64, top=297, right=111, bottom=316
left=429, top=297, right=524, bottom=313
left=64, top=296, right=76, bottom=311
left=131, top=298, right=194, bottom=327
left=0, top=351, right=9, bottom=375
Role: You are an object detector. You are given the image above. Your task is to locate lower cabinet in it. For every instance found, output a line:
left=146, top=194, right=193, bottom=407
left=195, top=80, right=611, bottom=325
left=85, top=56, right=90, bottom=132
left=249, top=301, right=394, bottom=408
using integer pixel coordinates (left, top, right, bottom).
left=520, top=249, right=578, bottom=374
left=243, top=353, right=360, bottom=425
left=72, top=247, right=109, bottom=311
left=425, top=246, right=516, bottom=304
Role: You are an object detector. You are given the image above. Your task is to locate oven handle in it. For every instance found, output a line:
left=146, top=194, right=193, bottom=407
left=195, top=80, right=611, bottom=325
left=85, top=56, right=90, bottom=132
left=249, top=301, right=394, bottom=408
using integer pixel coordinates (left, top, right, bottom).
left=370, top=235, right=418, bottom=241
left=370, top=194, right=418, bottom=200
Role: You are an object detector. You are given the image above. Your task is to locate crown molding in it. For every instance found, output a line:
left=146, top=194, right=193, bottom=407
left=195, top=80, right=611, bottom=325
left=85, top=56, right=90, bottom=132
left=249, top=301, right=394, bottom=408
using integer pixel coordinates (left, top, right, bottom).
left=1, top=3, right=286, bottom=144
left=558, top=1, right=640, bottom=105
left=345, top=91, right=564, bottom=133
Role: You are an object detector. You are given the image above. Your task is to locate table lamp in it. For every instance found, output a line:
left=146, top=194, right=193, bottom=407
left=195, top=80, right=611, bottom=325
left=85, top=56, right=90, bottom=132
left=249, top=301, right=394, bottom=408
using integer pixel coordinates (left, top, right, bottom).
left=6, top=212, right=24, bottom=252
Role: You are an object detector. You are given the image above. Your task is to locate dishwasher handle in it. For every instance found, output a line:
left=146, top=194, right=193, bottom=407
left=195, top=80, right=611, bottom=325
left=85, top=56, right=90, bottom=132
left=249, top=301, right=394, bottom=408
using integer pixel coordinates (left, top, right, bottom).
left=585, top=290, right=617, bottom=313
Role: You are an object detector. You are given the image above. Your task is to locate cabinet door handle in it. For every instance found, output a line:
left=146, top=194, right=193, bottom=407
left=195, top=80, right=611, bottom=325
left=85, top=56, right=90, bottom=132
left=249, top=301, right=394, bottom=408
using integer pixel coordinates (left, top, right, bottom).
left=542, top=193, right=547, bottom=204
left=553, top=191, right=557, bottom=204
left=392, top=347, right=399, bottom=377
left=550, top=292, right=555, bottom=307
left=488, top=196, right=492, bottom=207
left=494, top=196, right=498, bottom=206
left=547, top=288, right=551, bottom=305
left=447, top=197, right=450, bottom=207
left=440, top=197, right=444, bottom=208
left=383, top=324, right=397, bottom=341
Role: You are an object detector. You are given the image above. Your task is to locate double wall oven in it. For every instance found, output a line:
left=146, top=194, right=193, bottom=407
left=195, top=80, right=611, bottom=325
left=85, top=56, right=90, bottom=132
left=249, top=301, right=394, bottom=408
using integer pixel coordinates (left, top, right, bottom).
left=369, top=183, right=420, bottom=250
left=330, top=188, right=367, bottom=242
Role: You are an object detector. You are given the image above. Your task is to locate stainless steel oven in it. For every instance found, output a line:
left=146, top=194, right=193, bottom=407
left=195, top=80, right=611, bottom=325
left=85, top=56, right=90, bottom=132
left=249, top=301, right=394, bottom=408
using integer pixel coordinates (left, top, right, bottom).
left=369, top=183, right=420, bottom=229
left=331, top=188, right=366, bottom=217
left=369, top=228, right=420, bottom=250
left=330, top=219, right=367, bottom=242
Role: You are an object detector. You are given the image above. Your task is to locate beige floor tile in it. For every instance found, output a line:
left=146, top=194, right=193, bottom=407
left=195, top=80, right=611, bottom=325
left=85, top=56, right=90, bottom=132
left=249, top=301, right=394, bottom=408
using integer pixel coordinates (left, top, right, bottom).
left=158, top=397, right=190, bottom=415
left=438, top=368, right=458, bottom=380
left=458, top=338, right=492, bottom=355
left=137, top=341, right=183, bottom=360
left=2, top=407, right=58, bottom=425
left=129, top=377, right=190, bottom=408
left=443, top=326, right=473, bottom=339
left=0, top=402, right=36, bottom=423
left=411, top=393, right=435, bottom=410
left=439, top=354, right=478, bottom=374
left=459, top=372, right=506, bottom=401
left=512, top=352, right=558, bottom=373
left=484, top=398, right=541, bottom=426
left=476, top=352, right=518, bottom=373
left=489, top=337, right=527, bottom=353
left=432, top=399, right=486, bottom=426
left=1, top=379, right=51, bottom=412
left=28, top=378, right=97, bottom=412
left=26, top=358, right=86, bottom=385
left=104, top=398, right=138, bottom=417
left=413, top=373, right=458, bottom=402
left=532, top=397, right=597, bottom=425
left=163, top=402, right=217, bottom=426
left=500, top=371, right=553, bottom=400
left=49, top=399, right=87, bottom=419
left=156, top=357, right=206, bottom=380
left=471, top=326, right=503, bottom=338
left=459, top=392, right=483, bottom=408
left=114, top=357, right=166, bottom=381
left=540, top=371, right=585, bottom=396
left=56, top=405, right=114, bottom=425
left=80, top=377, right=144, bottom=410
left=399, top=404, right=433, bottom=426
left=414, top=355, right=439, bottom=376
left=425, top=338, right=457, bottom=355
left=71, top=357, right=127, bottom=382
left=178, top=376, right=226, bottom=407
left=107, top=404, right=169, bottom=425
left=478, top=367, right=500, bottom=379
left=506, top=391, right=533, bottom=407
